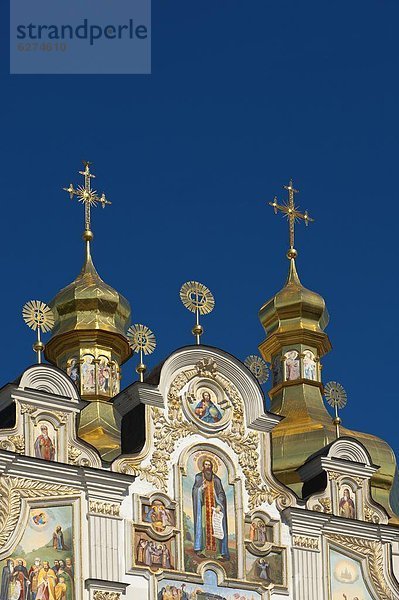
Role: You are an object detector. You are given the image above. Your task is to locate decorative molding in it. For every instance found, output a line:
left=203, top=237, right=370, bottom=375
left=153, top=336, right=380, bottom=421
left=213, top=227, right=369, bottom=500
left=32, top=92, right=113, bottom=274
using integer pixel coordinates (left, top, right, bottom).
left=20, top=404, right=36, bottom=415
left=0, top=435, right=25, bottom=454
left=328, top=471, right=340, bottom=481
left=195, top=357, right=218, bottom=378
left=364, top=505, right=380, bottom=524
left=68, top=443, right=82, bottom=465
left=119, top=360, right=291, bottom=510
left=89, top=500, right=120, bottom=516
left=54, top=411, right=68, bottom=424
left=93, top=592, right=121, bottom=600
left=0, top=475, right=79, bottom=548
left=293, top=535, right=319, bottom=550
left=328, top=534, right=397, bottom=600
left=312, top=497, right=332, bottom=514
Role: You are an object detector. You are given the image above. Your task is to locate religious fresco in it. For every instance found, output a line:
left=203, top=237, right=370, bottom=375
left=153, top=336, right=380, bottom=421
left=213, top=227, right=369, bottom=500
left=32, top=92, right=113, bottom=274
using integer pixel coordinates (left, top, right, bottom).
left=245, top=550, right=284, bottom=586
left=98, top=356, right=111, bottom=395
left=142, top=500, right=175, bottom=533
left=271, top=356, right=282, bottom=387
left=182, top=451, right=237, bottom=577
left=158, top=570, right=261, bottom=600
left=33, top=423, right=56, bottom=462
left=134, top=531, right=175, bottom=571
left=246, top=517, right=273, bottom=549
left=339, top=488, right=356, bottom=519
left=66, top=358, right=79, bottom=388
left=284, top=351, right=300, bottom=381
left=0, top=505, right=74, bottom=600
left=184, top=384, right=231, bottom=431
left=303, top=350, right=317, bottom=380
left=191, top=389, right=223, bottom=424
left=81, top=355, right=95, bottom=394
left=329, top=549, right=373, bottom=600
left=110, top=362, right=120, bottom=396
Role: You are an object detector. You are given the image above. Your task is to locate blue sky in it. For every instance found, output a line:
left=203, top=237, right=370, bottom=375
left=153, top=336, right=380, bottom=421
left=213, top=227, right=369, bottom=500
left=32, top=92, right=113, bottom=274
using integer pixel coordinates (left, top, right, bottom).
left=1, top=1, right=398, bottom=456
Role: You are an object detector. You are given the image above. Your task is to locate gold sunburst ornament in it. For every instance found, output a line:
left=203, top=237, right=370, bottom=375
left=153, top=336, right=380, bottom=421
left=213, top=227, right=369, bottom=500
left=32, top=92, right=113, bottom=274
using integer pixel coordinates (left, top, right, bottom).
left=180, top=281, right=215, bottom=345
left=244, top=355, right=269, bottom=384
left=324, top=381, right=347, bottom=439
left=22, top=301, right=54, bottom=364
left=127, top=324, right=157, bottom=382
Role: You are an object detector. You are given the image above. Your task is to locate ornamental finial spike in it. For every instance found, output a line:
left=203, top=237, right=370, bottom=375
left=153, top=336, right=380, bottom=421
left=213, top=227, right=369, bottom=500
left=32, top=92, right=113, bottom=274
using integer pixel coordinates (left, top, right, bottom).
left=324, top=381, right=348, bottom=439
left=268, top=179, right=314, bottom=259
left=63, top=161, right=111, bottom=261
left=22, top=300, right=54, bottom=364
left=180, top=281, right=215, bottom=345
left=127, top=324, right=157, bottom=382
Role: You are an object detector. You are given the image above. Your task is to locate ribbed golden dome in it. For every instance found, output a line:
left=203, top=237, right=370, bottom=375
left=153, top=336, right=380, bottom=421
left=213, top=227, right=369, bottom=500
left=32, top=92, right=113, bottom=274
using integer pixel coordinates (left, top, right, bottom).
left=259, top=258, right=329, bottom=339
left=49, top=252, right=131, bottom=339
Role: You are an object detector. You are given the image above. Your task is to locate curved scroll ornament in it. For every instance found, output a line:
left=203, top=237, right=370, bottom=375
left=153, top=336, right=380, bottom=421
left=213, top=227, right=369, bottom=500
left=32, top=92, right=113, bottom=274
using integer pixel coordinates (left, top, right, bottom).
left=328, top=534, right=398, bottom=600
left=0, top=476, right=78, bottom=549
left=119, top=360, right=291, bottom=510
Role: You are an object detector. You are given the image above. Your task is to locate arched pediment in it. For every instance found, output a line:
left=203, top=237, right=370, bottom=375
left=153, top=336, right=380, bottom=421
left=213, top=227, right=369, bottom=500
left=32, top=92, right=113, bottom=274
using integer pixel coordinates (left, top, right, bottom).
left=149, top=345, right=281, bottom=432
left=19, top=364, right=80, bottom=402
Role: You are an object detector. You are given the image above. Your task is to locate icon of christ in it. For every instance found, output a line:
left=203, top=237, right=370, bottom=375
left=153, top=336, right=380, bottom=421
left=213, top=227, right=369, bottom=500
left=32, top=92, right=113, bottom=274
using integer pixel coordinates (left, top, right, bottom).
left=192, top=456, right=230, bottom=560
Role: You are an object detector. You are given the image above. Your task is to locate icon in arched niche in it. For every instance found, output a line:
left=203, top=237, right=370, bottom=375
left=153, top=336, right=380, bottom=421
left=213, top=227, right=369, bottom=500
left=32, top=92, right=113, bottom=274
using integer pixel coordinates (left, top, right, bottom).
left=142, top=497, right=175, bottom=534
left=284, top=350, right=300, bottom=381
left=66, top=357, right=80, bottom=387
left=339, top=486, right=356, bottom=519
left=182, top=450, right=237, bottom=577
left=158, top=569, right=261, bottom=599
left=183, top=380, right=232, bottom=432
left=134, top=531, right=176, bottom=571
left=110, top=362, right=120, bottom=396
left=330, top=549, right=373, bottom=600
left=81, top=354, right=95, bottom=393
left=272, top=355, right=282, bottom=386
left=303, top=350, right=317, bottom=381
left=247, top=516, right=273, bottom=549
left=33, top=421, right=56, bottom=461
left=98, top=356, right=111, bottom=394
left=0, top=505, right=74, bottom=600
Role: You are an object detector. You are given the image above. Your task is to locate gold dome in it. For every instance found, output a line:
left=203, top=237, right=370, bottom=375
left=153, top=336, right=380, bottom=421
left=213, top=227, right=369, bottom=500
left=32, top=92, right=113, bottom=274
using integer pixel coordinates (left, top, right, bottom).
left=48, top=252, right=131, bottom=342
left=258, top=257, right=399, bottom=522
left=259, top=258, right=331, bottom=361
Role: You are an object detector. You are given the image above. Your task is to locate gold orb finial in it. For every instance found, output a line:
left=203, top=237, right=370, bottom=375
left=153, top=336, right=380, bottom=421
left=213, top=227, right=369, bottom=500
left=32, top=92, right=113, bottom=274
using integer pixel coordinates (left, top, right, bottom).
left=127, top=324, right=156, bottom=382
left=244, top=355, right=269, bottom=384
left=324, top=381, right=347, bottom=439
left=22, top=301, right=54, bottom=364
left=180, top=281, right=215, bottom=345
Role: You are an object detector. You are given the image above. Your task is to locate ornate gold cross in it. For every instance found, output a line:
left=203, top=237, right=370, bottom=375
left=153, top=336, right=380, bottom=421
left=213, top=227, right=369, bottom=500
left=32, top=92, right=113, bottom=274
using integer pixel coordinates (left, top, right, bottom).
left=63, top=161, right=111, bottom=233
left=269, top=179, right=314, bottom=254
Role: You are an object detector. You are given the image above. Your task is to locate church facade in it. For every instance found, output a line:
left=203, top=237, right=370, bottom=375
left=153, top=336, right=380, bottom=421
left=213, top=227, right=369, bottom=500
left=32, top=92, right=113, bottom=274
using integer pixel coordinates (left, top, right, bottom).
left=1, top=168, right=399, bottom=600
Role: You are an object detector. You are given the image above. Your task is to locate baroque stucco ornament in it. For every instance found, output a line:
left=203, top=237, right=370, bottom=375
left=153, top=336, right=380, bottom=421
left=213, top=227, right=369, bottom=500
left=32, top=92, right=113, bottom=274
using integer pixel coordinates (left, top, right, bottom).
left=119, top=360, right=291, bottom=510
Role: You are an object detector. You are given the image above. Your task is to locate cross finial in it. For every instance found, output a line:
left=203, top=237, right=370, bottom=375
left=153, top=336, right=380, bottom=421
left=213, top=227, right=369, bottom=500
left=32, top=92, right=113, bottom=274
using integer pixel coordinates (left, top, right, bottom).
left=269, top=179, right=314, bottom=259
left=63, top=161, right=111, bottom=258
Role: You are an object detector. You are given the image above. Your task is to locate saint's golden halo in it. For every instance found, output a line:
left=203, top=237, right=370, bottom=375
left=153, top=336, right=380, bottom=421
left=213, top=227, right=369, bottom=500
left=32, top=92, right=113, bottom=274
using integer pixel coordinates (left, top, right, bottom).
left=127, top=324, right=156, bottom=356
left=324, top=381, right=347, bottom=409
left=244, top=355, right=269, bottom=384
left=22, top=301, right=54, bottom=333
left=180, top=281, right=215, bottom=315
left=195, top=453, right=220, bottom=473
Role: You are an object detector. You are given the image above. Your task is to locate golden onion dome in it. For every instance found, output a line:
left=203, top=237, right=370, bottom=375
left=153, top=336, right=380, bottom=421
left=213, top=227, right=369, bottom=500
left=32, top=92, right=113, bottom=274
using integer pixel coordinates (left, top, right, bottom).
left=259, top=258, right=329, bottom=340
left=48, top=253, right=131, bottom=339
